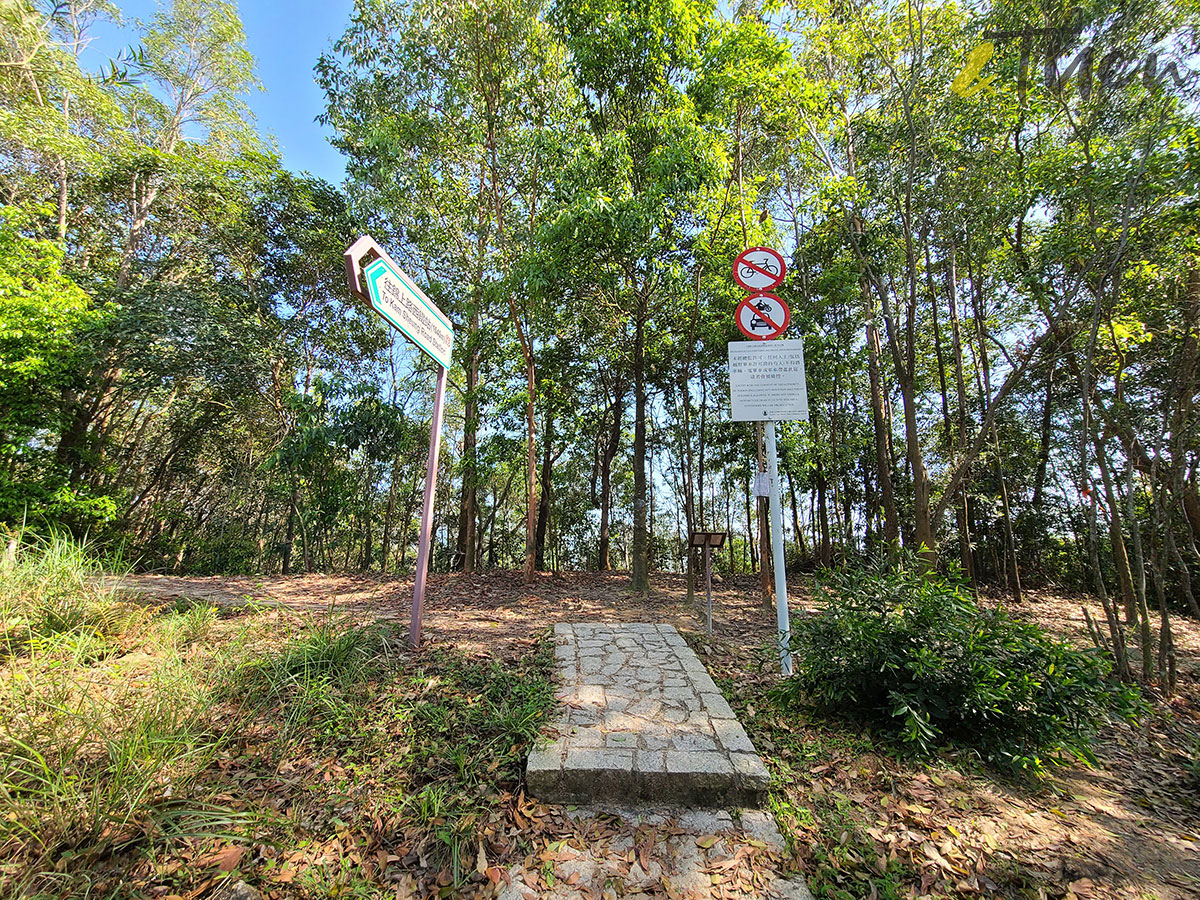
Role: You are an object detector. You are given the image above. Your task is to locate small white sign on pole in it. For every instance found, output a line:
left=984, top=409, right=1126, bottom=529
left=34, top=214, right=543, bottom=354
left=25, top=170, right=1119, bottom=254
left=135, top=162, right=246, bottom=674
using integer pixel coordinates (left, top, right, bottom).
left=728, top=339, right=809, bottom=423
left=752, top=472, right=772, bottom=497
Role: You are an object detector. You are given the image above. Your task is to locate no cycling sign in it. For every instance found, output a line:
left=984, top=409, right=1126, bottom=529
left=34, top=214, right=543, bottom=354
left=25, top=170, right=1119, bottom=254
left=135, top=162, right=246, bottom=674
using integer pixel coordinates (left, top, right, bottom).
left=733, top=248, right=790, bottom=340
left=733, top=246, right=786, bottom=292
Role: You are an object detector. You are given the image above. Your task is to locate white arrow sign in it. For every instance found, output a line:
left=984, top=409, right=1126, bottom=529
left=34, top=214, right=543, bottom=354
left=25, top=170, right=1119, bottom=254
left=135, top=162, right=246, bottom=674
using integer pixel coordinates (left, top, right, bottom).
left=362, top=256, right=453, bottom=369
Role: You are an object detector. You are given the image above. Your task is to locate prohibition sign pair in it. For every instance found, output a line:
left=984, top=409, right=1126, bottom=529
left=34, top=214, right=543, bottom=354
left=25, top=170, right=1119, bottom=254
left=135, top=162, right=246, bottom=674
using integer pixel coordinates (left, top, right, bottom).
left=733, top=247, right=789, bottom=340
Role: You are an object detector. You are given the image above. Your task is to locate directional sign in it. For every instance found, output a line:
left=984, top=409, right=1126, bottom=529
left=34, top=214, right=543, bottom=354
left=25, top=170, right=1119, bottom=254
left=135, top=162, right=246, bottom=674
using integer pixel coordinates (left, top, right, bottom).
left=362, top=256, right=454, bottom=369
left=344, top=234, right=450, bottom=651
left=728, top=339, right=809, bottom=423
left=735, top=292, right=790, bottom=340
left=733, top=247, right=787, bottom=292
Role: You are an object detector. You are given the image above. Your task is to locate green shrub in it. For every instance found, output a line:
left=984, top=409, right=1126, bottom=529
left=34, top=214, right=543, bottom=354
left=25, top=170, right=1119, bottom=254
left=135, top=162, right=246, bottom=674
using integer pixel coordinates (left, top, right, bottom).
left=781, top=558, right=1140, bottom=776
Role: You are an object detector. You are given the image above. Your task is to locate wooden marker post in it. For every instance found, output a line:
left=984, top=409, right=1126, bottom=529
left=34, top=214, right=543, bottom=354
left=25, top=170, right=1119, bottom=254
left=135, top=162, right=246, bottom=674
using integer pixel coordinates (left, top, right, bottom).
left=690, top=531, right=726, bottom=637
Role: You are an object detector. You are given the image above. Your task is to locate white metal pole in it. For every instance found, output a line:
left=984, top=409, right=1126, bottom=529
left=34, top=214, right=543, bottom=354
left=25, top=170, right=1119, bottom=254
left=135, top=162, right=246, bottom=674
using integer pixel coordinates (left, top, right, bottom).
left=765, top=420, right=792, bottom=675
left=410, top=364, right=447, bottom=650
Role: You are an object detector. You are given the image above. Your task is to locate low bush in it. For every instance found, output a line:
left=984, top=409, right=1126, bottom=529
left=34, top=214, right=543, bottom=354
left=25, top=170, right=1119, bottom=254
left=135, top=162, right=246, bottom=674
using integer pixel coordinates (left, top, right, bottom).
left=781, top=558, right=1141, bottom=776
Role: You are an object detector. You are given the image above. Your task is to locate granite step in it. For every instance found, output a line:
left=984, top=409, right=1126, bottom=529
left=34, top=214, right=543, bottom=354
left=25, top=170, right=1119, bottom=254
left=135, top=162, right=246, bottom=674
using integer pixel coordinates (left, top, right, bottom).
left=526, top=623, right=771, bottom=807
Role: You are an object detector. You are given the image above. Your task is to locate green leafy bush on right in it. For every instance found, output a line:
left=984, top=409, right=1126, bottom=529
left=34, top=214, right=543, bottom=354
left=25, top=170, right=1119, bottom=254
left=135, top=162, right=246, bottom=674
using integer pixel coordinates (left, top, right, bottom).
left=780, top=557, right=1142, bottom=777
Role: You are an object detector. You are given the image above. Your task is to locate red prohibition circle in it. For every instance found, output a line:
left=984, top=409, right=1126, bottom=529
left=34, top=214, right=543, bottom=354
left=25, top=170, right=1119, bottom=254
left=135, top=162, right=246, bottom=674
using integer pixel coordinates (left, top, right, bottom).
left=735, top=292, right=790, bottom=340
left=733, top=246, right=787, bottom=292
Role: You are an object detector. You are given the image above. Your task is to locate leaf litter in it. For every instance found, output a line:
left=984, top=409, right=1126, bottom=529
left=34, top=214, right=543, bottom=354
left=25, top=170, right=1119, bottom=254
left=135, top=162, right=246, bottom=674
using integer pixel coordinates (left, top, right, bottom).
left=35, top=570, right=1200, bottom=899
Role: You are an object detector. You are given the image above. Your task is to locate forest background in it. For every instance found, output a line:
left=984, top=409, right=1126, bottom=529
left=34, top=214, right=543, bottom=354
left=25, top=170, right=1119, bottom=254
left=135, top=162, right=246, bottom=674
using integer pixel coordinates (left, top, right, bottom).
left=2, top=0, right=1199, bottom=663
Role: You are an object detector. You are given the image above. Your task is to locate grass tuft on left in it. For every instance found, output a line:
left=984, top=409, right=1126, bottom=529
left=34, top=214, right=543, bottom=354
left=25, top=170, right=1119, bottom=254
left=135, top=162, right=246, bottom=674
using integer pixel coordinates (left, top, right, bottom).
left=0, top=535, right=556, bottom=898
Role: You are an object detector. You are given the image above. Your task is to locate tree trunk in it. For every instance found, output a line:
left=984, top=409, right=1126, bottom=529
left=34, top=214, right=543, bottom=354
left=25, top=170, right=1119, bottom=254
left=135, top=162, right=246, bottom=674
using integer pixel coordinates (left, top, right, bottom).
left=598, top=377, right=624, bottom=571
left=816, top=459, right=831, bottom=567
left=282, top=476, right=297, bottom=576
left=631, top=299, right=649, bottom=592
left=1031, top=365, right=1055, bottom=510
left=457, top=309, right=480, bottom=572
left=535, top=410, right=555, bottom=570
left=524, top=350, right=538, bottom=583
left=945, top=245, right=976, bottom=583
left=1093, top=434, right=1138, bottom=626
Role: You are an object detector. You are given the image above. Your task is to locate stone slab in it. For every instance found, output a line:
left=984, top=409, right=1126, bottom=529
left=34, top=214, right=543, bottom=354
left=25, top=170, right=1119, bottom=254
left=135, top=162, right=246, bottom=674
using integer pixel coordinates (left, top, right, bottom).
left=527, top=623, right=771, bottom=806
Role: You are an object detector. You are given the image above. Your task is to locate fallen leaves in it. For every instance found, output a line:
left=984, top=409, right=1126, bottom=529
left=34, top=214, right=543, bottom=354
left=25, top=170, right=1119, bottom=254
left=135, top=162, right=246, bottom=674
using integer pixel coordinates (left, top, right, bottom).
left=199, top=844, right=244, bottom=873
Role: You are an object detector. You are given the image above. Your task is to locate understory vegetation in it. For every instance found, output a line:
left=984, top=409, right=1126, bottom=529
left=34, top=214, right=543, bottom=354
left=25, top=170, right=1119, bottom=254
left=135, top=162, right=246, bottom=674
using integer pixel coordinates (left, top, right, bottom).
left=0, top=537, right=555, bottom=898
left=0, top=0, right=1197, bottom=677
left=782, top=560, right=1143, bottom=776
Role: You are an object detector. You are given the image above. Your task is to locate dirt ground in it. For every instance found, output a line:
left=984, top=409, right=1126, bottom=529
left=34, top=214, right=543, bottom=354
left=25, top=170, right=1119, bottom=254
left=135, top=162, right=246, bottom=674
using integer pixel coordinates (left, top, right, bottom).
left=115, top=570, right=1200, bottom=900
left=111, top=570, right=790, bottom=657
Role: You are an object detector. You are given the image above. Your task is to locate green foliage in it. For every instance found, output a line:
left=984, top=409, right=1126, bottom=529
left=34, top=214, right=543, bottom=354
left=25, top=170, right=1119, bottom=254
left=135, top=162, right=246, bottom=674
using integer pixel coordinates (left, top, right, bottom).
left=781, top=558, right=1142, bottom=776
left=0, top=209, right=104, bottom=526
left=158, top=602, right=219, bottom=648
left=224, top=619, right=390, bottom=742
left=379, top=643, right=556, bottom=879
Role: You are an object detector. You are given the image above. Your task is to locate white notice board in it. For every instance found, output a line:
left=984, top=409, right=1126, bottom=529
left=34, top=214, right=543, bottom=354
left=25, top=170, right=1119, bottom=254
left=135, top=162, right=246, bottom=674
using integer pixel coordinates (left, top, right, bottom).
left=728, top=339, right=809, bottom=422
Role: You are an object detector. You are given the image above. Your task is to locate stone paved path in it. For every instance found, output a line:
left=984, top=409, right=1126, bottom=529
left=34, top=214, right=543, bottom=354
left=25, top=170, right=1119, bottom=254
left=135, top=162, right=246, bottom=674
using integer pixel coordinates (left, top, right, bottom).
left=498, top=806, right=813, bottom=900
left=527, top=624, right=771, bottom=806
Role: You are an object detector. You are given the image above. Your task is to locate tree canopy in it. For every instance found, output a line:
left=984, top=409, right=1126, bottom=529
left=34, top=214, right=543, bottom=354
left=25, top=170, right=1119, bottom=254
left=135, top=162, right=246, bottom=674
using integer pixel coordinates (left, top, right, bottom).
left=1, top=0, right=1199, bottom=678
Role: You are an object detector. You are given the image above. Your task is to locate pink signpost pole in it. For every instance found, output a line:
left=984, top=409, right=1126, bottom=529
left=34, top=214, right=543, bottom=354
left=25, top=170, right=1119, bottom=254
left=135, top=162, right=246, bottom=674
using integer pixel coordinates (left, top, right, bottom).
left=409, top=364, right=446, bottom=649
left=344, top=234, right=454, bottom=652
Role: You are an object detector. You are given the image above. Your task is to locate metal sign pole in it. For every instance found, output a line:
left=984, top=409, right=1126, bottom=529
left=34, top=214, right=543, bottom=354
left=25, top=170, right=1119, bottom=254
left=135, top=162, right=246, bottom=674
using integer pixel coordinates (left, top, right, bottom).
left=345, top=235, right=454, bottom=652
left=705, top=544, right=713, bottom=636
left=410, top=364, right=447, bottom=650
left=765, top=420, right=792, bottom=675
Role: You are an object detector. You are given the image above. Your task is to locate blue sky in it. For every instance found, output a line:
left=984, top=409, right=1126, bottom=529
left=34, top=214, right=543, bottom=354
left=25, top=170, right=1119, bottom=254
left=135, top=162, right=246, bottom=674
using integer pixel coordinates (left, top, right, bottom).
left=85, top=0, right=353, bottom=183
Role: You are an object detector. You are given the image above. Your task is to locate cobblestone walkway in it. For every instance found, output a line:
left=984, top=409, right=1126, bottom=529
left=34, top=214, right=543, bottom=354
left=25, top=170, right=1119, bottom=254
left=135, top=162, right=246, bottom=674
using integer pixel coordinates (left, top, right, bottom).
left=527, top=624, right=771, bottom=806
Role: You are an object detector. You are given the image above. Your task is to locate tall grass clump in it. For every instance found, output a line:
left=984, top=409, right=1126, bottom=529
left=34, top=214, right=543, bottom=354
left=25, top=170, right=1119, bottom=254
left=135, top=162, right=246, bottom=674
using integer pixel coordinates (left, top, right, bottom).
left=0, top=531, right=141, bottom=658
left=782, top=556, right=1142, bottom=777
left=225, top=620, right=391, bottom=742
left=0, top=535, right=233, bottom=890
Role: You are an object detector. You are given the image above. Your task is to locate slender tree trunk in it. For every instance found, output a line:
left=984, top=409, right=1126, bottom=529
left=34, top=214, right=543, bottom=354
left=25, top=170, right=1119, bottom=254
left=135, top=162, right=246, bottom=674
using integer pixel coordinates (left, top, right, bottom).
left=458, top=310, right=480, bottom=573
left=1093, top=435, right=1138, bottom=627
left=522, top=350, right=538, bottom=581
left=599, top=377, right=624, bottom=571
left=1031, top=366, right=1056, bottom=510
left=816, top=459, right=831, bottom=567
left=535, top=410, right=555, bottom=570
left=944, top=246, right=976, bottom=584
left=282, top=476, right=297, bottom=576
left=863, top=315, right=900, bottom=558
left=631, top=298, right=649, bottom=592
